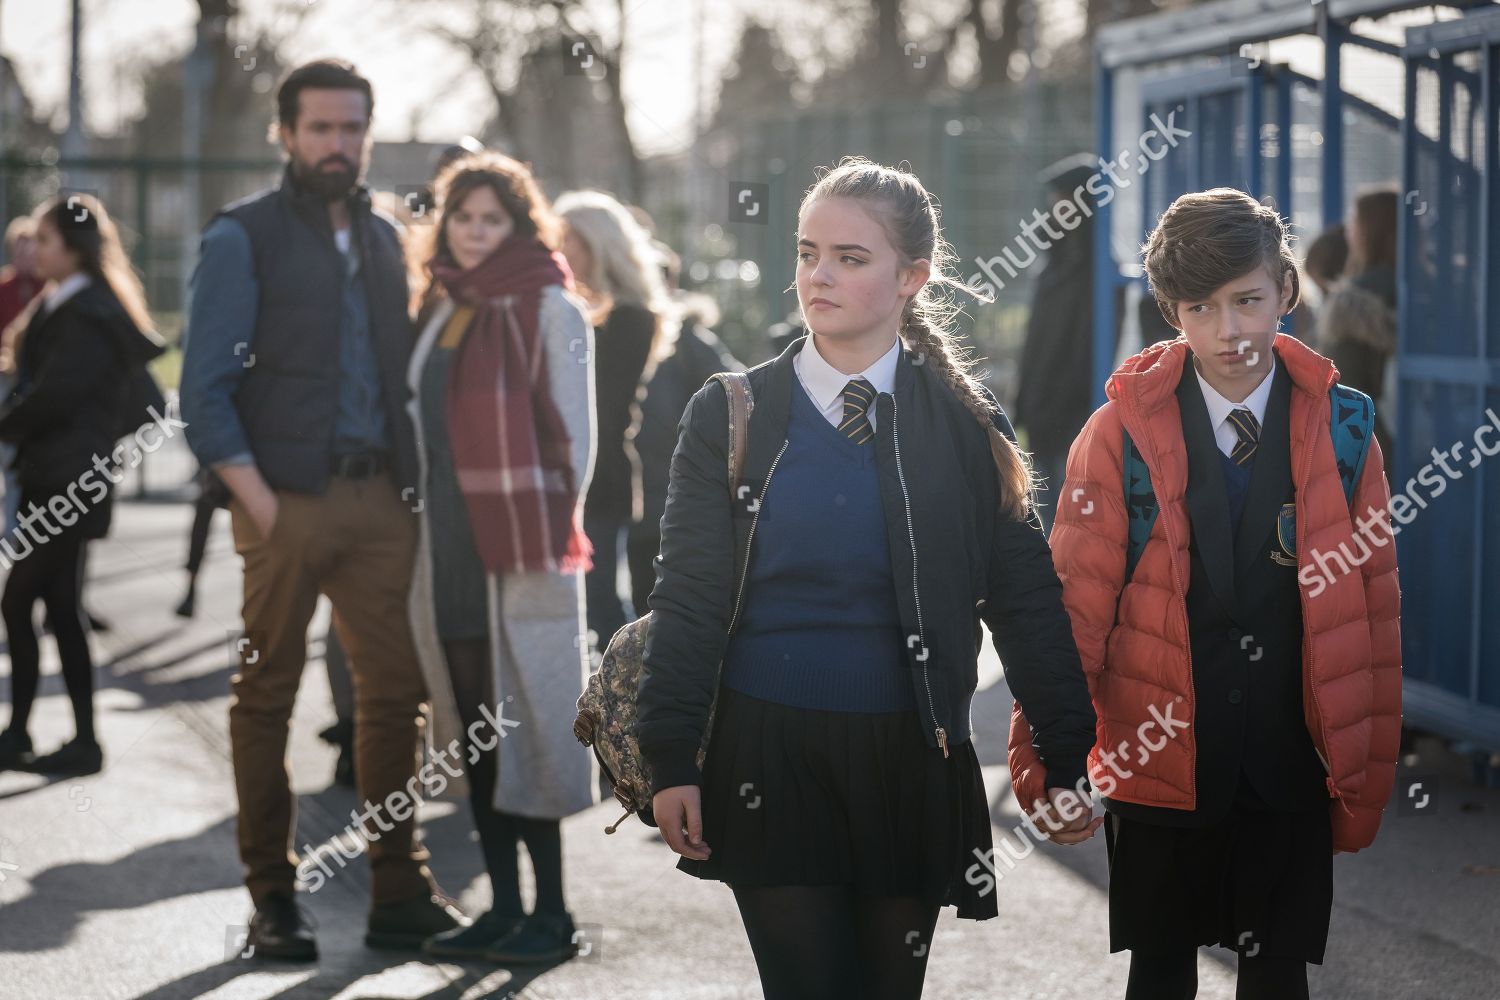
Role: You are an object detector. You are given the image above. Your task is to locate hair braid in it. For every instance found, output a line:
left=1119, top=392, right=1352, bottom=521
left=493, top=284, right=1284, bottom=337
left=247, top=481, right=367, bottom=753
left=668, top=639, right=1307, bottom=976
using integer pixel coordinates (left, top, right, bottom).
left=901, top=308, right=1034, bottom=519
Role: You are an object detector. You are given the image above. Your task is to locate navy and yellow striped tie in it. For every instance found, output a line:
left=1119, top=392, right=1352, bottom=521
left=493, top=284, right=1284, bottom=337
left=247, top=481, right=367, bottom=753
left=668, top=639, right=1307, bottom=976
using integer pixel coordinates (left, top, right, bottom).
left=839, top=378, right=875, bottom=445
left=1228, top=407, right=1260, bottom=466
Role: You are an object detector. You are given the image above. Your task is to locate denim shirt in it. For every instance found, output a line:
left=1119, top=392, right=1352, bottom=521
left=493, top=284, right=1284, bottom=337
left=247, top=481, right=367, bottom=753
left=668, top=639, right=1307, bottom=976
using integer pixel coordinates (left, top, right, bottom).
left=180, top=215, right=388, bottom=469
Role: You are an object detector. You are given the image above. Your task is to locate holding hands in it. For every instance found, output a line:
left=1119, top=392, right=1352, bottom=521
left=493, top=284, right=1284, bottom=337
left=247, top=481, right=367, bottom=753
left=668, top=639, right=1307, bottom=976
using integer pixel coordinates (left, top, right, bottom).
left=1028, top=786, right=1104, bottom=845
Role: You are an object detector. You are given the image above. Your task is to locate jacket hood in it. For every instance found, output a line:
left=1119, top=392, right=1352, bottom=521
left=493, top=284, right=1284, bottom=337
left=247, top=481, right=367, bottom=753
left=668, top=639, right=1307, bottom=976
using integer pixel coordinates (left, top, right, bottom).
left=1106, top=333, right=1337, bottom=422
left=70, top=283, right=167, bottom=365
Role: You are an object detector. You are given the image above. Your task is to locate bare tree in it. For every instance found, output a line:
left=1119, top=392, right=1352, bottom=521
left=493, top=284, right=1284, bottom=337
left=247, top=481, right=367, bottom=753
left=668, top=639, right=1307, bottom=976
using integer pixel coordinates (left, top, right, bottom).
left=411, top=0, right=643, bottom=200
left=964, top=0, right=1024, bottom=88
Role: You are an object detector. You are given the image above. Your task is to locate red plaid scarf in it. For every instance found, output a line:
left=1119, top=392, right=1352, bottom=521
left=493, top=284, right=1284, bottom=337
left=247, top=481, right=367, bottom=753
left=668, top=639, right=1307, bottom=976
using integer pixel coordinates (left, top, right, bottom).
left=433, top=235, right=593, bottom=575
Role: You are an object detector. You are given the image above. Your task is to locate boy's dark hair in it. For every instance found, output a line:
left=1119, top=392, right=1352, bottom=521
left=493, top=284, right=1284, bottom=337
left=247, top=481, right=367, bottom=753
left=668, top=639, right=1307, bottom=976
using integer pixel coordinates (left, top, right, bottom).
left=277, top=60, right=373, bottom=129
left=1141, top=187, right=1301, bottom=327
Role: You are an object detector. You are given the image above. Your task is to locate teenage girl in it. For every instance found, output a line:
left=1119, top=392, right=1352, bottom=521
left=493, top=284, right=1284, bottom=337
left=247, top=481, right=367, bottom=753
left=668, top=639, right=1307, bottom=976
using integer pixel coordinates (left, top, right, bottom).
left=0, top=194, right=163, bottom=775
left=636, top=158, right=1099, bottom=1000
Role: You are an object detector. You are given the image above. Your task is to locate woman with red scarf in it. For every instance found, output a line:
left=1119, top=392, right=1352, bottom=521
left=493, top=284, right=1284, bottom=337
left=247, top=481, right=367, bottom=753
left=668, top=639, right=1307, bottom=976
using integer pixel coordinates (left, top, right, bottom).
left=404, top=152, right=596, bottom=964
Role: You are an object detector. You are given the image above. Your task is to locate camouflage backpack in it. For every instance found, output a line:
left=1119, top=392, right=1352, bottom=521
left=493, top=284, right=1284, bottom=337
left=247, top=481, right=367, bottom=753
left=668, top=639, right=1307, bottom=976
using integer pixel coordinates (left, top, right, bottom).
left=573, top=371, right=754, bottom=834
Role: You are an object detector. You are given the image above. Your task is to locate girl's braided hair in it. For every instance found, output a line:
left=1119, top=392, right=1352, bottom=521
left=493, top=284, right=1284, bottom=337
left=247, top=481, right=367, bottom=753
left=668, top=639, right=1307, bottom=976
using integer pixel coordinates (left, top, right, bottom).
left=800, top=156, right=1033, bottom=518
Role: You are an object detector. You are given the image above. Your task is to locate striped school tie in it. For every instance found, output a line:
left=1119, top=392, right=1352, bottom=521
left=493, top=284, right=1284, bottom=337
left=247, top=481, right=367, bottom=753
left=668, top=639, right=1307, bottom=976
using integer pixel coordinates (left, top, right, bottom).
left=1228, top=407, right=1260, bottom=466
left=839, top=378, right=876, bottom=445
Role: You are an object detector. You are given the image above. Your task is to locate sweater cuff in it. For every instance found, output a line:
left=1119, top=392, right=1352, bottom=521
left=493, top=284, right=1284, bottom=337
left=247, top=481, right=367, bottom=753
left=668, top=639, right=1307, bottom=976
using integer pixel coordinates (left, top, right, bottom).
left=642, top=739, right=703, bottom=795
left=1042, top=755, right=1091, bottom=794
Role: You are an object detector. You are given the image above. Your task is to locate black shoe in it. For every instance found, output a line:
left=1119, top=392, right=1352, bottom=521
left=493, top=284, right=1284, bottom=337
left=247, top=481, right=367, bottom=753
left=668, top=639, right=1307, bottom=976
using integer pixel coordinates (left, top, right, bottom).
left=29, top=737, right=102, bottom=776
left=423, top=907, right=525, bottom=959
left=365, top=893, right=467, bottom=950
left=483, top=910, right=580, bottom=965
left=318, top=720, right=355, bottom=787
left=317, top=720, right=352, bottom=746
left=246, top=893, right=318, bottom=962
left=333, top=741, right=355, bottom=787
left=0, top=729, right=33, bottom=770
left=174, top=590, right=196, bottom=618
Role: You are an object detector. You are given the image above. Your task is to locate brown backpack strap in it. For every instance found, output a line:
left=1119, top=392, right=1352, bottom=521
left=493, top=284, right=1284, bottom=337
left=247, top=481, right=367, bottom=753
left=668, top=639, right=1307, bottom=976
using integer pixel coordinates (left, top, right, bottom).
left=711, top=371, right=754, bottom=493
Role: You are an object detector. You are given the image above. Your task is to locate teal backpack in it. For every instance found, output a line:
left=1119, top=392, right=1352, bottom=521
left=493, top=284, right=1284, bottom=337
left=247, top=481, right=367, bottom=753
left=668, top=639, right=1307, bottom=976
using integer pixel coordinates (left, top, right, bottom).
left=1122, top=384, right=1375, bottom=580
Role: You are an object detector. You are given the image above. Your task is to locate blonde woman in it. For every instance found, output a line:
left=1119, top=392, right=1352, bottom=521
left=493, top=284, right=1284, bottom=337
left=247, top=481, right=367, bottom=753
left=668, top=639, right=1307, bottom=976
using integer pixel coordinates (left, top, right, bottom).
left=552, top=190, right=666, bottom=651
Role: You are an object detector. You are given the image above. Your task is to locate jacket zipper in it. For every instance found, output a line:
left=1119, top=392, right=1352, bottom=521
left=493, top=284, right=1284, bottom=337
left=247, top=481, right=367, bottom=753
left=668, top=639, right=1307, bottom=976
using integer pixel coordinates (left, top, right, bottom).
left=726, top=440, right=789, bottom=637
left=888, top=396, right=947, bottom=758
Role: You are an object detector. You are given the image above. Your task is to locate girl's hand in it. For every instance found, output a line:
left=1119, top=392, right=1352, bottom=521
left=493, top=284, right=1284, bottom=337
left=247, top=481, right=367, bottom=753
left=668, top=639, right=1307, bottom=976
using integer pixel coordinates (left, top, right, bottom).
left=653, top=785, right=711, bottom=860
left=1029, top=787, right=1104, bottom=846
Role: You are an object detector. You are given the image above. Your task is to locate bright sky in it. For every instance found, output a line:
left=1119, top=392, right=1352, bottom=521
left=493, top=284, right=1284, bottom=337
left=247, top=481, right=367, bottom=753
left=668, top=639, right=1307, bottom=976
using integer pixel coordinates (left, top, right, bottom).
left=2, top=0, right=762, bottom=155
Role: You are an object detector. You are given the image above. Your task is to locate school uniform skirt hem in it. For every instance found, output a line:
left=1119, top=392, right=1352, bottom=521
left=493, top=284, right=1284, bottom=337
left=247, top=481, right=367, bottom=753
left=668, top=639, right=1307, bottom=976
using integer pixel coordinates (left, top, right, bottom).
left=676, top=687, right=998, bottom=921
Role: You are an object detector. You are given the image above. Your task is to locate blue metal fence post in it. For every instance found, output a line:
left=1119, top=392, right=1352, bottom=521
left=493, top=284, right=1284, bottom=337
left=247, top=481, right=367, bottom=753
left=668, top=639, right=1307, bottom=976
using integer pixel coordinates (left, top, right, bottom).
left=1318, top=3, right=1345, bottom=230
left=1246, top=65, right=1264, bottom=198
left=1092, top=58, right=1117, bottom=409
left=1275, top=71, right=1294, bottom=214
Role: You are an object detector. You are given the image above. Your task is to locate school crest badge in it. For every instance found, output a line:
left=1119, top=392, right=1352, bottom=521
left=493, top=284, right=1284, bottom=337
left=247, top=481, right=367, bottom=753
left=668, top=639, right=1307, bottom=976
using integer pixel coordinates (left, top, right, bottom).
left=1272, top=502, right=1298, bottom=566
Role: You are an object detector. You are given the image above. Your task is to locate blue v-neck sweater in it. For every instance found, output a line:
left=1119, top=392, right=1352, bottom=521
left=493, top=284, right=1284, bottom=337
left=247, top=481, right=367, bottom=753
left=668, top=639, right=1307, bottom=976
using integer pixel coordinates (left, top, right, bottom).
left=720, top=377, right=915, bottom=712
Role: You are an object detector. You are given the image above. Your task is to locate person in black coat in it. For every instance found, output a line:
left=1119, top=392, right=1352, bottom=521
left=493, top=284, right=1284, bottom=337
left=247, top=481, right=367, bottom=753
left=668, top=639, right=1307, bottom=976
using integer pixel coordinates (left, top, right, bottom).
left=1014, top=154, right=1121, bottom=533
left=0, top=193, right=164, bottom=775
left=637, top=159, right=1097, bottom=1000
left=626, top=294, right=743, bottom=619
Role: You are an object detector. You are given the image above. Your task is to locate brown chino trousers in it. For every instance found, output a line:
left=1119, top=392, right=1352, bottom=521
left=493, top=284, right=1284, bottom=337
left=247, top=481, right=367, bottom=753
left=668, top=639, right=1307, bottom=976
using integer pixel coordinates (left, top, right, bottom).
left=227, top=474, right=433, bottom=907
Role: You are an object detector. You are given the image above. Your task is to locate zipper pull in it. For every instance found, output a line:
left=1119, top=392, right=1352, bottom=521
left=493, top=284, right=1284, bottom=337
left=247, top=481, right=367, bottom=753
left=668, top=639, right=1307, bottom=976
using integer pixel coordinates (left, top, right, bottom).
left=936, top=727, right=949, bottom=758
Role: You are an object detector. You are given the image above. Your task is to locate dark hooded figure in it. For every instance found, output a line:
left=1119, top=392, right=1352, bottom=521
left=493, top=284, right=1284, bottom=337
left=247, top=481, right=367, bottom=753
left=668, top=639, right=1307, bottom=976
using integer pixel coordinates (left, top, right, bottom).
left=1014, top=154, right=1120, bottom=531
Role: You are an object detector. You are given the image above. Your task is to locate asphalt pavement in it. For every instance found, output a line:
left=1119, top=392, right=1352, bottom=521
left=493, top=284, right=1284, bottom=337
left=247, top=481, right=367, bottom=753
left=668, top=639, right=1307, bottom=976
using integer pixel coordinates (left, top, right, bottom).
left=0, top=500, right=1494, bottom=999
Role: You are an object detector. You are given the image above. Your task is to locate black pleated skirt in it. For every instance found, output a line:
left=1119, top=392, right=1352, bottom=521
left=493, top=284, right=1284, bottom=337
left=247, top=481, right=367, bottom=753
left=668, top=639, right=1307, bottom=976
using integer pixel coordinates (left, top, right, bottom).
left=1103, top=783, right=1333, bottom=963
left=677, top=687, right=998, bottom=921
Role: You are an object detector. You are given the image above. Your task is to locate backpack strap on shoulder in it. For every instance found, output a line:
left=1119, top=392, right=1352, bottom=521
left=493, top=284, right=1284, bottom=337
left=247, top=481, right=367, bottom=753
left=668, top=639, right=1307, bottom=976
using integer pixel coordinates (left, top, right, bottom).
left=710, top=371, right=754, bottom=493
left=1327, top=383, right=1374, bottom=507
left=1122, top=427, right=1159, bottom=581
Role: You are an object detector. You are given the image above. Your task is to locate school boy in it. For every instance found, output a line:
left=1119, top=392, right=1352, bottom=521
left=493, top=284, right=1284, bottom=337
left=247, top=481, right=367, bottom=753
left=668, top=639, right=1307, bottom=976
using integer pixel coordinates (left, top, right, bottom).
left=1010, top=188, right=1403, bottom=1000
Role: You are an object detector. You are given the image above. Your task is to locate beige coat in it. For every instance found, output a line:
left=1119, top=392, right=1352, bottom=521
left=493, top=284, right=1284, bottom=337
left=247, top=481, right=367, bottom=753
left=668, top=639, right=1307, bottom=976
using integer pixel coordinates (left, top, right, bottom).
left=406, top=286, right=599, bottom=819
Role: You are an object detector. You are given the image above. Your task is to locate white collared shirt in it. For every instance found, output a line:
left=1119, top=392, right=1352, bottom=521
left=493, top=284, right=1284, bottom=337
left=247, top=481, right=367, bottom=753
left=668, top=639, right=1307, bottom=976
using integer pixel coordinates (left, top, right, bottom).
left=1194, top=354, right=1277, bottom=458
left=795, top=335, right=901, bottom=432
left=42, top=272, right=91, bottom=317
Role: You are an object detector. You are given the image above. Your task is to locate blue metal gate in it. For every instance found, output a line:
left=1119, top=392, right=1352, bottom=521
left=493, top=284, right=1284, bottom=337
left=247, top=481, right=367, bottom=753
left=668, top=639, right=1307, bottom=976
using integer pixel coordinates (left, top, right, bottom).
left=1398, top=10, right=1500, bottom=748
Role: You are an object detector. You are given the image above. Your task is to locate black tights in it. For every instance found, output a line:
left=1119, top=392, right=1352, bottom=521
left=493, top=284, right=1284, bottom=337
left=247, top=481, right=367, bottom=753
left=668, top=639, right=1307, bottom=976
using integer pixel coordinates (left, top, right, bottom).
left=445, top=639, right=566, bottom=919
left=1125, top=947, right=1309, bottom=1000
left=183, top=492, right=218, bottom=581
left=2, top=529, right=93, bottom=743
left=732, top=884, right=940, bottom=1000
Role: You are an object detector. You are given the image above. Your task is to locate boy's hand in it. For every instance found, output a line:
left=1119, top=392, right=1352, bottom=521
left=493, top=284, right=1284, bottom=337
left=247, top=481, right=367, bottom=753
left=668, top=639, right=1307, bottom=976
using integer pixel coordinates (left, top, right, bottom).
left=1030, top=787, right=1104, bottom=845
